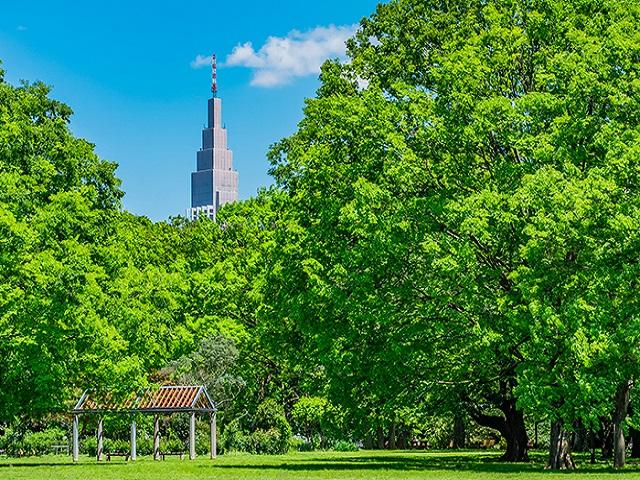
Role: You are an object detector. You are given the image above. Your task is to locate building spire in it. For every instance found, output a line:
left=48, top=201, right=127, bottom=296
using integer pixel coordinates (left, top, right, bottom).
left=211, top=53, right=218, bottom=98
left=190, top=51, right=238, bottom=222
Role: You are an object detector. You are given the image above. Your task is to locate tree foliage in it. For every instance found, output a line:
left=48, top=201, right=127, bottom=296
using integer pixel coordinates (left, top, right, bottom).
left=4, top=0, right=640, bottom=469
left=267, top=0, right=640, bottom=467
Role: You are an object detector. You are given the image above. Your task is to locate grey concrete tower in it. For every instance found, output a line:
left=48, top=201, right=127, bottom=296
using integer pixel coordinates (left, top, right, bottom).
left=189, top=54, right=238, bottom=221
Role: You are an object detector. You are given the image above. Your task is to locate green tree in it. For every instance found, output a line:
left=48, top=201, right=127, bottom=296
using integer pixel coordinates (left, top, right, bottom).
left=177, top=190, right=317, bottom=437
left=0, top=69, right=192, bottom=422
left=267, top=0, right=640, bottom=468
left=170, top=335, right=246, bottom=408
left=291, top=396, right=342, bottom=448
left=0, top=70, right=132, bottom=419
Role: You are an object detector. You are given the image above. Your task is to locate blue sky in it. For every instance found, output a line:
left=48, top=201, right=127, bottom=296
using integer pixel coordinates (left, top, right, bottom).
left=0, top=0, right=381, bottom=221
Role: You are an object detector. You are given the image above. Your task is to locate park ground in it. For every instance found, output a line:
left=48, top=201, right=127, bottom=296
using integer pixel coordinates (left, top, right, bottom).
left=2, top=450, right=640, bottom=480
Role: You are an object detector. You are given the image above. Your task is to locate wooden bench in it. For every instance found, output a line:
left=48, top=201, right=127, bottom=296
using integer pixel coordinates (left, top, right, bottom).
left=160, top=451, right=186, bottom=460
left=106, top=451, right=131, bottom=461
left=51, top=444, right=69, bottom=455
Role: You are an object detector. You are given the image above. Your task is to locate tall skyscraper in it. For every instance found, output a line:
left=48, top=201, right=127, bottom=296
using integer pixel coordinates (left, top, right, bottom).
left=189, top=54, right=238, bottom=221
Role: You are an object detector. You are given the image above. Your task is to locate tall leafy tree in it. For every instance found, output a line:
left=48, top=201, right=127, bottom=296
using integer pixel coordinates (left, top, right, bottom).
left=268, top=0, right=640, bottom=466
left=0, top=70, right=192, bottom=421
left=0, top=70, right=129, bottom=419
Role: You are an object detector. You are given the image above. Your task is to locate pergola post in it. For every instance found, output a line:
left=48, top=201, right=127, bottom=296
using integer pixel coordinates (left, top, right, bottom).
left=130, top=418, right=137, bottom=461
left=153, top=415, right=160, bottom=460
left=189, top=412, right=196, bottom=460
left=72, top=414, right=79, bottom=462
left=97, top=417, right=104, bottom=461
left=210, top=412, right=217, bottom=459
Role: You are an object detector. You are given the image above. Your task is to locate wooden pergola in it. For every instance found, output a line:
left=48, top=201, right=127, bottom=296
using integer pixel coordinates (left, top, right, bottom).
left=71, top=385, right=217, bottom=462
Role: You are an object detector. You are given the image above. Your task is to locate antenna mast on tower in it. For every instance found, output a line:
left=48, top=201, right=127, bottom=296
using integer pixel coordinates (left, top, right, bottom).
left=211, top=53, right=218, bottom=98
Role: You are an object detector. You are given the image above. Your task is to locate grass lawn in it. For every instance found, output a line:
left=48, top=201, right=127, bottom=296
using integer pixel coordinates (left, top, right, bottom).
left=1, top=450, right=640, bottom=480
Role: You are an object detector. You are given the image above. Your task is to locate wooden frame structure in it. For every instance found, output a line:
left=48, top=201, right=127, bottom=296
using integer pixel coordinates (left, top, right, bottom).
left=71, top=385, right=217, bottom=462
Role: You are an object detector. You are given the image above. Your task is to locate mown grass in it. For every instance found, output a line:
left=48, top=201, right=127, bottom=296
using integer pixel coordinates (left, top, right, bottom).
left=1, top=449, right=640, bottom=480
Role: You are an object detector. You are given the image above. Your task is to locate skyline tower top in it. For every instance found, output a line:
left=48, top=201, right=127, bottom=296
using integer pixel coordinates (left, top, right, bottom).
left=189, top=54, right=239, bottom=221
left=211, top=53, right=218, bottom=98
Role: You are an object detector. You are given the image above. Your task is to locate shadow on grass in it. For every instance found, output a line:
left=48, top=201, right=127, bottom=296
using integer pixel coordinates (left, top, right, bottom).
left=0, top=459, right=126, bottom=468
left=204, top=452, right=639, bottom=475
left=3, top=451, right=640, bottom=475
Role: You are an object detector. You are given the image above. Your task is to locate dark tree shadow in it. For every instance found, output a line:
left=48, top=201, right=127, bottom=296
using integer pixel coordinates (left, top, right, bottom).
left=0, top=461, right=124, bottom=468
left=3, top=451, right=640, bottom=475
left=198, top=451, right=640, bottom=475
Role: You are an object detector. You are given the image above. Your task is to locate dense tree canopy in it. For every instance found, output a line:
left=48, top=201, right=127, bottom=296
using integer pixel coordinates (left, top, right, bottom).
left=0, top=71, right=128, bottom=419
left=267, top=0, right=640, bottom=468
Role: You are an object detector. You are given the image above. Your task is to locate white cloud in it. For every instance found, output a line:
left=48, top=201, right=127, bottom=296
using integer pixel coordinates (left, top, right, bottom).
left=226, top=42, right=264, bottom=68
left=190, top=54, right=211, bottom=69
left=218, top=24, right=357, bottom=87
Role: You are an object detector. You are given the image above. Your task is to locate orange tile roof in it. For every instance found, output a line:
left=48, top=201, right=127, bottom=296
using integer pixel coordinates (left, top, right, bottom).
left=73, top=385, right=215, bottom=413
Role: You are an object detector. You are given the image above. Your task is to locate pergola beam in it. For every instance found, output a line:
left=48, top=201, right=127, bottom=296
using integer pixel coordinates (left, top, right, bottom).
left=72, top=408, right=216, bottom=415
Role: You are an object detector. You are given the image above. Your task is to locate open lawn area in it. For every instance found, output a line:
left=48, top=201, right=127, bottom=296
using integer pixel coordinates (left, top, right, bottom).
left=1, top=450, right=640, bottom=480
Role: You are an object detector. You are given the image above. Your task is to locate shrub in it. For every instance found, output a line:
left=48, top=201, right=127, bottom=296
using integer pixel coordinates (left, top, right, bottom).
left=163, top=438, right=186, bottom=453
left=220, top=420, right=245, bottom=453
left=82, top=437, right=98, bottom=456
left=136, top=438, right=153, bottom=456
left=291, top=396, right=344, bottom=448
left=196, top=429, right=211, bottom=456
left=2, top=427, right=68, bottom=456
left=104, top=438, right=130, bottom=454
left=333, top=440, right=359, bottom=452
left=255, top=400, right=290, bottom=434
left=219, top=400, right=293, bottom=455
left=253, top=399, right=292, bottom=454
left=221, top=419, right=290, bottom=455
left=290, top=437, right=314, bottom=452
left=246, top=428, right=289, bottom=454
left=0, top=428, right=14, bottom=452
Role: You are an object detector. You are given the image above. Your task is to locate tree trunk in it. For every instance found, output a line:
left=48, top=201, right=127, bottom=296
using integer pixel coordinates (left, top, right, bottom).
left=548, top=420, right=576, bottom=470
left=452, top=414, right=465, bottom=449
left=600, top=418, right=613, bottom=459
left=376, top=426, right=385, bottom=449
left=502, top=406, right=528, bottom=462
left=389, top=422, right=397, bottom=450
left=630, top=427, right=640, bottom=458
left=613, top=380, right=632, bottom=469
left=473, top=398, right=529, bottom=462
left=398, top=424, right=408, bottom=450
left=571, top=419, right=588, bottom=452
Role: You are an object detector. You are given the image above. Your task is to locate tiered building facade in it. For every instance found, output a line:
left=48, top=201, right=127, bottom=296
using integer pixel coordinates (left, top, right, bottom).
left=189, top=55, right=238, bottom=220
